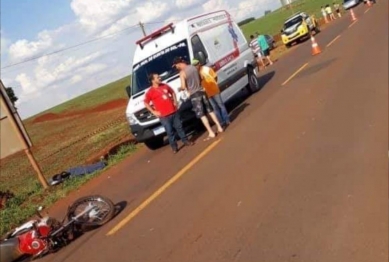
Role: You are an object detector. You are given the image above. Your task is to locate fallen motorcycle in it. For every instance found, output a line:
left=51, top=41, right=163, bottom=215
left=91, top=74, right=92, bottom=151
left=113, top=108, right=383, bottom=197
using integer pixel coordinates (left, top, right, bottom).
left=0, top=195, right=115, bottom=262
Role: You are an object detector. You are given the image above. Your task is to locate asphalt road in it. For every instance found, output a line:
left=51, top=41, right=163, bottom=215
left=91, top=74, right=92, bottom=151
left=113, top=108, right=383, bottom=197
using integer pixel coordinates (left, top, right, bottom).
left=41, top=3, right=388, bottom=261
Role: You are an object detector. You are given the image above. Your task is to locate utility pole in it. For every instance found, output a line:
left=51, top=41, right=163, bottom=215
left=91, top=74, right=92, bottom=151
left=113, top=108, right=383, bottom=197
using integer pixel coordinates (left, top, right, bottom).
left=139, top=21, right=146, bottom=37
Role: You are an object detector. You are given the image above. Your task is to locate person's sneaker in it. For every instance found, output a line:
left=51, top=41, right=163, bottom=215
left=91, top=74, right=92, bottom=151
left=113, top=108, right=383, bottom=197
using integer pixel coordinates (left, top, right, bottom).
left=172, top=149, right=178, bottom=154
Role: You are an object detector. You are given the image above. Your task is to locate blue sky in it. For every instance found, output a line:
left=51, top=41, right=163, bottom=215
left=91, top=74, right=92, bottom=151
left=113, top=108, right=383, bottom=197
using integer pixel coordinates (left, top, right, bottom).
left=0, top=0, right=280, bottom=119
left=1, top=0, right=74, bottom=41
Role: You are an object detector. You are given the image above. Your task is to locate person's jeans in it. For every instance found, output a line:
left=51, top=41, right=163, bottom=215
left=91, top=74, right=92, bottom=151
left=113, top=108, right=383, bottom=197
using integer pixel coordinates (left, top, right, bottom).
left=160, top=112, right=188, bottom=151
left=209, top=93, right=230, bottom=126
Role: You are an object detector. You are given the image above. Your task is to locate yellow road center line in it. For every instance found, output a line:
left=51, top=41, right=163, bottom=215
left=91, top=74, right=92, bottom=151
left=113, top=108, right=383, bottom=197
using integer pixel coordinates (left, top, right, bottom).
left=282, top=63, right=309, bottom=86
left=326, top=35, right=341, bottom=48
left=348, top=20, right=358, bottom=28
left=364, top=8, right=370, bottom=14
left=106, top=138, right=223, bottom=236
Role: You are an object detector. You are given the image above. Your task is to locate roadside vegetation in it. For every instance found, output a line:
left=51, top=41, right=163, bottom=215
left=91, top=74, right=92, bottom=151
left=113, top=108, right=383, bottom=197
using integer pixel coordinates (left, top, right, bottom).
left=0, top=143, right=139, bottom=236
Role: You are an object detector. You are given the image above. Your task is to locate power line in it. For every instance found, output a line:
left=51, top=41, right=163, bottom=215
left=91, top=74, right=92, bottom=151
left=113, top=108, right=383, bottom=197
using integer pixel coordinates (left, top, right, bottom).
left=1, top=4, right=270, bottom=71
left=1, top=21, right=168, bottom=71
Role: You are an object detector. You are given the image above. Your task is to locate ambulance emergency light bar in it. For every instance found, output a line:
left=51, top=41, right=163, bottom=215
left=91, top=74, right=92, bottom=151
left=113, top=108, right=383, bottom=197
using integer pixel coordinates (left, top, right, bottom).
left=136, top=23, right=175, bottom=49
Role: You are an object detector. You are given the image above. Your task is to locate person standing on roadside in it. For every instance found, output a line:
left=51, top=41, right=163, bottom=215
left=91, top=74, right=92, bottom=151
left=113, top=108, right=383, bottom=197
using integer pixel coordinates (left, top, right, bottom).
left=144, top=73, right=193, bottom=154
left=249, top=34, right=266, bottom=71
left=333, top=2, right=341, bottom=17
left=321, top=6, right=329, bottom=23
left=173, top=56, right=224, bottom=141
left=257, top=33, right=273, bottom=66
left=192, top=59, right=230, bottom=129
left=325, top=4, right=336, bottom=21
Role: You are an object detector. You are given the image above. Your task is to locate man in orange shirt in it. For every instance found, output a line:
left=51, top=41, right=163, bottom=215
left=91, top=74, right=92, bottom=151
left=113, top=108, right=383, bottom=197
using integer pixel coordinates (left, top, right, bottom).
left=192, top=59, right=230, bottom=128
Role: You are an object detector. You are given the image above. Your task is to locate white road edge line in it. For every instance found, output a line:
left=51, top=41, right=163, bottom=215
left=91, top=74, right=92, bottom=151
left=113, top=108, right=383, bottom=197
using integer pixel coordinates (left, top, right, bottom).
left=326, top=35, right=341, bottom=48
left=348, top=20, right=358, bottom=28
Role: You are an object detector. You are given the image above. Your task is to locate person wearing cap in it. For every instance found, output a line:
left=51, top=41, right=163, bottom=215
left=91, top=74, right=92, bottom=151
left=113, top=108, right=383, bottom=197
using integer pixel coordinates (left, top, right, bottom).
left=144, top=73, right=194, bottom=153
left=173, top=56, right=224, bottom=141
left=192, top=59, right=230, bottom=128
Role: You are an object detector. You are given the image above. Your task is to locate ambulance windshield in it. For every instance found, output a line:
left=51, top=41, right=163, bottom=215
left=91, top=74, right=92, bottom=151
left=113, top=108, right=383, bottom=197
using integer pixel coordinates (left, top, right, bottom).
left=131, top=39, right=190, bottom=96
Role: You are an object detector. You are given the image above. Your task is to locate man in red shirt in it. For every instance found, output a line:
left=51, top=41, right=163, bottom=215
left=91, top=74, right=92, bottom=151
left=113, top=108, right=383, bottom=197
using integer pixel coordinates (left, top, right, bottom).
left=144, top=73, right=193, bottom=153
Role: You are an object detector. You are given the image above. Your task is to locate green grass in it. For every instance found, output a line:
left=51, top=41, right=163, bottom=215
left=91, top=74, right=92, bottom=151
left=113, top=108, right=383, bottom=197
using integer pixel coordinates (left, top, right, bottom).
left=0, top=143, right=139, bottom=237
left=240, top=0, right=343, bottom=38
left=32, top=76, right=131, bottom=116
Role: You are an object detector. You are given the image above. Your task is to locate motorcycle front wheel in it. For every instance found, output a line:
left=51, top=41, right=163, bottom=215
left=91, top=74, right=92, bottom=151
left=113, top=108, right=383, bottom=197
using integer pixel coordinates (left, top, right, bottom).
left=67, top=195, right=115, bottom=228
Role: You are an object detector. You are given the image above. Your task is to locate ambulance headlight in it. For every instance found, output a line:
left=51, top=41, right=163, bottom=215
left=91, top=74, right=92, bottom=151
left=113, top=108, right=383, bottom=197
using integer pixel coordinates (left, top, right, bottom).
left=127, top=113, right=137, bottom=125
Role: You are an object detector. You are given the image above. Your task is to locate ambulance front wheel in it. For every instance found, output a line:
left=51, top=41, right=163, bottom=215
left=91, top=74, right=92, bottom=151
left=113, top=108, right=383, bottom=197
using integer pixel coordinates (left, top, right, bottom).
left=247, top=67, right=260, bottom=94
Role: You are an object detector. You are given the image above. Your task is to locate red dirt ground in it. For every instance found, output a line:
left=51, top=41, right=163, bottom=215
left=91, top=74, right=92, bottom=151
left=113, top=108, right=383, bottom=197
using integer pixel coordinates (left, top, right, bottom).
left=32, top=98, right=128, bottom=124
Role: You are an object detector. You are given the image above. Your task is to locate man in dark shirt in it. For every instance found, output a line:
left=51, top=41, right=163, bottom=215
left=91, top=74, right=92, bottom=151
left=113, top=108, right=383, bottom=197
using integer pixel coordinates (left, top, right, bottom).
left=173, top=57, right=224, bottom=141
left=144, top=73, right=193, bottom=153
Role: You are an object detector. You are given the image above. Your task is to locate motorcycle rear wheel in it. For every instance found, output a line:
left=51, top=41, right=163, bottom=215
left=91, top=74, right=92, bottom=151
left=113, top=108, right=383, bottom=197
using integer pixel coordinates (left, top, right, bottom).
left=67, top=195, right=115, bottom=228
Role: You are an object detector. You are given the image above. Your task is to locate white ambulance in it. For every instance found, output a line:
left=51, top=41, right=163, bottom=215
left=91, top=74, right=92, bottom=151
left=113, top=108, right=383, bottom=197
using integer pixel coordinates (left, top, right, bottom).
left=125, top=10, right=260, bottom=150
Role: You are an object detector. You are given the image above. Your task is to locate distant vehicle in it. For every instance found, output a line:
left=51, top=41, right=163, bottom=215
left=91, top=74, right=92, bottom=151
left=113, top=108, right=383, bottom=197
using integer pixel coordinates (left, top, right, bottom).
left=125, top=10, right=260, bottom=150
left=280, top=12, right=320, bottom=48
left=343, top=0, right=361, bottom=9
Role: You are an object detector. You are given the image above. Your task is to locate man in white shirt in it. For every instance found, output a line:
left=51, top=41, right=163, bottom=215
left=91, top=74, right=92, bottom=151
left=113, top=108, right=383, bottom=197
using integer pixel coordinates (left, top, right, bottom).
left=249, top=34, right=266, bottom=71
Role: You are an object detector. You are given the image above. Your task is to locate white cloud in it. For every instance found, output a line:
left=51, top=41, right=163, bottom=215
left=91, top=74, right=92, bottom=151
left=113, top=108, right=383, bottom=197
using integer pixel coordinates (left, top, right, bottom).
left=15, top=73, right=36, bottom=96
left=70, top=75, right=83, bottom=84
left=136, top=2, right=168, bottom=23
left=98, top=1, right=169, bottom=37
left=1, top=0, right=279, bottom=119
left=80, top=63, right=107, bottom=75
left=70, top=0, right=135, bottom=33
left=8, top=30, right=54, bottom=63
left=233, top=0, right=275, bottom=21
left=165, top=15, right=182, bottom=24
left=202, top=0, right=230, bottom=12
left=176, top=0, right=206, bottom=9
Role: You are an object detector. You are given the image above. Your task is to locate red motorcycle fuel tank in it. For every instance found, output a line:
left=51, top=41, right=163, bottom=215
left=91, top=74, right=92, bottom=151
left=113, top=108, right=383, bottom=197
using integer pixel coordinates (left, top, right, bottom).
left=18, top=230, right=48, bottom=255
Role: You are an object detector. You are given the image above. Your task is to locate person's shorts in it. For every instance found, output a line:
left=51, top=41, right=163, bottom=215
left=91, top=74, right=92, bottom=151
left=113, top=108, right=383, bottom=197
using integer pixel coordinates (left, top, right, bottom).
left=262, top=48, right=270, bottom=57
left=190, top=91, right=214, bottom=118
left=255, top=51, right=263, bottom=58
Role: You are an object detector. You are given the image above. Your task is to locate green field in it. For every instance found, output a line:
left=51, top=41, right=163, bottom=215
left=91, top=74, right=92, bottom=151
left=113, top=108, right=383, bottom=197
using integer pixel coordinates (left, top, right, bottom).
left=35, top=76, right=131, bottom=115
left=0, top=0, right=337, bottom=236
left=241, top=0, right=344, bottom=38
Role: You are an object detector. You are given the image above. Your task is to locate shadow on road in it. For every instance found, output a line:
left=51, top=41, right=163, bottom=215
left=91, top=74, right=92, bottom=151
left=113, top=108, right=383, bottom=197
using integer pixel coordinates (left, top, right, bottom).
left=113, top=200, right=127, bottom=218
left=257, top=71, right=276, bottom=91
left=229, top=102, right=250, bottom=123
left=187, top=71, right=276, bottom=143
left=295, top=58, right=338, bottom=79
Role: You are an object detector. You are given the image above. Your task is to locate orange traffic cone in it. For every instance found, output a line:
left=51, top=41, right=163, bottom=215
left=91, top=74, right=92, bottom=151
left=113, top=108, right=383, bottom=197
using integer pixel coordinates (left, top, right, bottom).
left=350, top=9, right=357, bottom=21
left=310, top=35, right=321, bottom=56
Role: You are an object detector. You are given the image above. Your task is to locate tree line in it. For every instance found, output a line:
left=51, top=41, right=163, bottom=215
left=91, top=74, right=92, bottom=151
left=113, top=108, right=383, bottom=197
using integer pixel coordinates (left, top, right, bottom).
left=5, top=87, right=18, bottom=106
